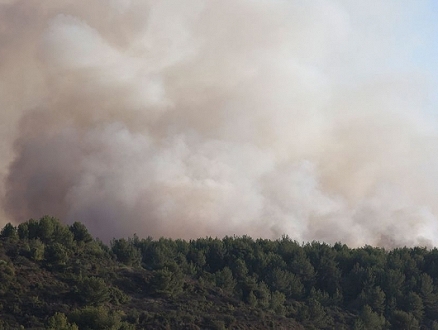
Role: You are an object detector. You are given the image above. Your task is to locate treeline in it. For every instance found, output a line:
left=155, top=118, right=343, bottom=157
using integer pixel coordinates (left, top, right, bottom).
left=1, top=217, right=438, bottom=329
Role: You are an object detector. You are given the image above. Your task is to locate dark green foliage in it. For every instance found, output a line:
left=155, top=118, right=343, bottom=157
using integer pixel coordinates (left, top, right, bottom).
left=359, top=285, right=386, bottom=314
left=17, top=222, right=29, bottom=239
left=418, top=273, right=438, bottom=319
left=353, top=305, right=386, bottom=330
left=391, top=310, right=420, bottom=330
left=38, top=215, right=56, bottom=241
left=298, top=298, right=333, bottom=329
left=111, top=238, right=142, bottom=266
left=5, top=217, right=438, bottom=329
left=75, top=276, right=111, bottom=305
left=150, top=266, right=184, bottom=297
left=269, top=290, right=286, bottom=314
left=214, top=266, right=236, bottom=292
left=268, top=267, right=303, bottom=298
left=1, top=223, right=18, bottom=239
left=70, top=221, right=93, bottom=243
left=0, top=260, right=15, bottom=292
left=402, top=292, right=424, bottom=321
left=45, top=241, right=69, bottom=266
left=26, top=218, right=40, bottom=239
left=384, top=268, right=405, bottom=299
left=47, top=312, right=78, bottom=330
left=29, top=238, right=45, bottom=261
left=68, top=306, right=133, bottom=330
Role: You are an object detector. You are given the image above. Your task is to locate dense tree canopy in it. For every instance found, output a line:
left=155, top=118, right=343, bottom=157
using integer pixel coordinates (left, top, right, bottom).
left=1, top=217, right=438, bottom=329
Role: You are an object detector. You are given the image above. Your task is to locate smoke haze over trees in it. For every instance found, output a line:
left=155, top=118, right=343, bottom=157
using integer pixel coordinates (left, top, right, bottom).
left=1, top=1, right=438, bottom=246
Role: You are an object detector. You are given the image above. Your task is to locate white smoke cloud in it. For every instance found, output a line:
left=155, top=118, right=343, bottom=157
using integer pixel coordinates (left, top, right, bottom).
left=1, top=0, right=437, bottom=247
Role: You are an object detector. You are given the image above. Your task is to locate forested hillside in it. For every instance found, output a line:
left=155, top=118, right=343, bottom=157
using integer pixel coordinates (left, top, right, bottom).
left=1, top=216, right=438, bottom=329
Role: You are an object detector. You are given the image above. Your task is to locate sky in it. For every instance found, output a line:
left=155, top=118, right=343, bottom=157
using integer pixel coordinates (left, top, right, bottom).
left=1, top=0, right=438, bottom=247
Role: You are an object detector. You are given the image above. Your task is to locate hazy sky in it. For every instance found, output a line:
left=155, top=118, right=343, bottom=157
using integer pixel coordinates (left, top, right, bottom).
left=1, top=0, right=438, bottom=247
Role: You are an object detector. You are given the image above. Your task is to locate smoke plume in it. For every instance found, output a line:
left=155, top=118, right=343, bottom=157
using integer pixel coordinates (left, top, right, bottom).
left=1, top=0, right=438, bottom=247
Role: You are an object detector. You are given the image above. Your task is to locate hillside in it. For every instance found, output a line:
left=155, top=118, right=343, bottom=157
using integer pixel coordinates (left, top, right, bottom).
left=1, top=216, right=438, bottom=329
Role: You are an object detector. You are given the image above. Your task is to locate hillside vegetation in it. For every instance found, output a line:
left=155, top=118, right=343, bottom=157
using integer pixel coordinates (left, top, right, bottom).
left=1, top=216, right=438, bottom=329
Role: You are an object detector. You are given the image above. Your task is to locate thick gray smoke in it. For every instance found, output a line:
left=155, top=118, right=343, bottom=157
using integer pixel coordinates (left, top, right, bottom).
left=1, top=0, right=438, bottom=247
